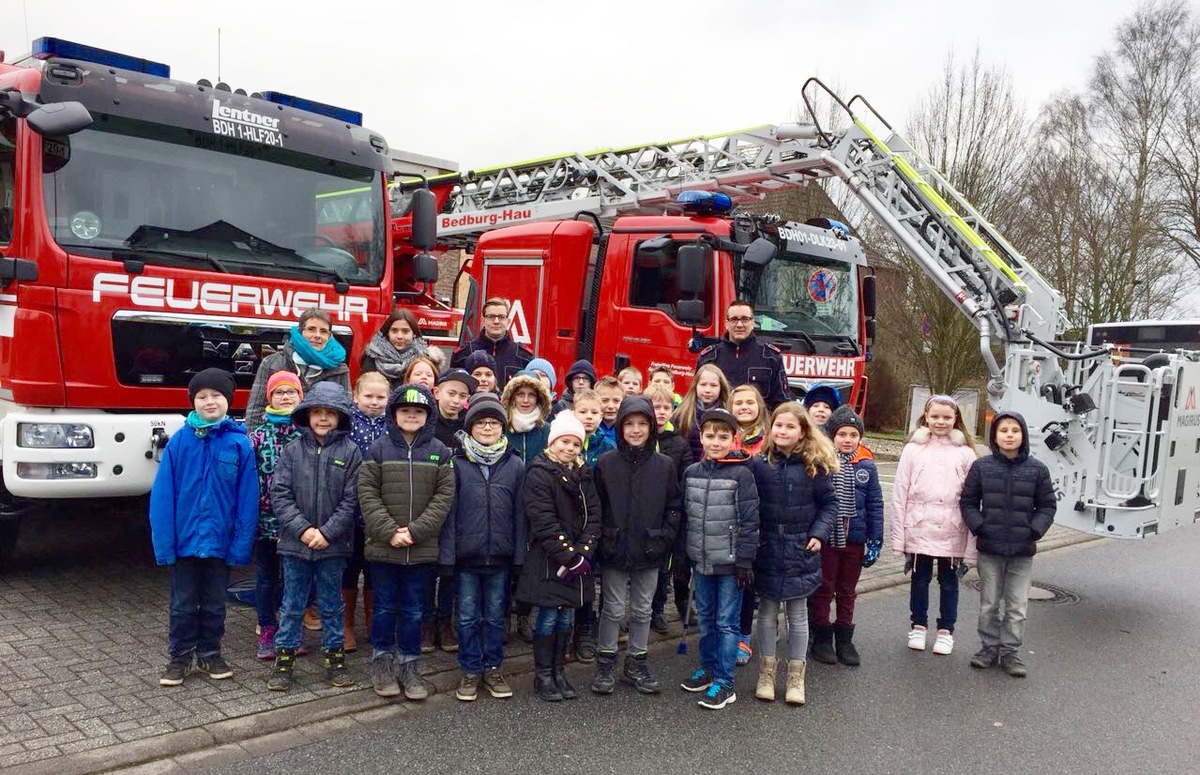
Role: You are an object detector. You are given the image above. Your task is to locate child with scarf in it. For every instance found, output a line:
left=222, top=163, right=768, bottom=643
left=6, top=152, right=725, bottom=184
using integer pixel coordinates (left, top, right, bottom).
left=248, top=371, right=305, bottom=660
left=245, top=309, right=351, bottom=429
left=439, top=393, right=526, bottom=701
left=673, top=364, right=732, bottom=463
left=360, top=309, right=431, bottom=391
left=810, top=406, right=884, bottom=667
left=501, top=373, right=552, bottom=465
left=150, top=368, right=258, bottom=687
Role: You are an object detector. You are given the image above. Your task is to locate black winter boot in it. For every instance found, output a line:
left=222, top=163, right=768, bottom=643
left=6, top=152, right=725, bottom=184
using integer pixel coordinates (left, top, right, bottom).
left=834, top=624, right=861, bottom=666
left=810, top=625, right=838, bottom=665
left=533, top=635, right=562, bottom=701
left=622, top=652, right=662, bottom=694
left=591, top=650, right=618, bottom=695
left=553, top=629, right=578, bottom=699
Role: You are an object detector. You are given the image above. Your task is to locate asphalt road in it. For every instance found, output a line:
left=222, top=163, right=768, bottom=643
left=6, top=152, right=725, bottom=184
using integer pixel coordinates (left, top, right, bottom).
left=201, top=520, right=1200, bottom=775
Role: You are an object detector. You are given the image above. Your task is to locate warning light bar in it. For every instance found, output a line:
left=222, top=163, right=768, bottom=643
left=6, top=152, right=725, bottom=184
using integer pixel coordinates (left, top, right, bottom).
left=260, top=91, right=363, bottom=126
left=32, top=37, right=170, bottom=78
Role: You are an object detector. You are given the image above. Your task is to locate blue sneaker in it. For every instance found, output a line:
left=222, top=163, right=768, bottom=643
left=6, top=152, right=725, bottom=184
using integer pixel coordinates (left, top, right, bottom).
left=736, top=636, right=753, bottom=666
left=698, top=682, right=736, bottom=710
left=680, top=667, right=712, bottom=693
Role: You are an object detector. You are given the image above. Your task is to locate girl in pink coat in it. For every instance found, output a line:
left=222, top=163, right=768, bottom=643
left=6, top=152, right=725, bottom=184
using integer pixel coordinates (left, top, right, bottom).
left=891, top=395, right=978, bottom=656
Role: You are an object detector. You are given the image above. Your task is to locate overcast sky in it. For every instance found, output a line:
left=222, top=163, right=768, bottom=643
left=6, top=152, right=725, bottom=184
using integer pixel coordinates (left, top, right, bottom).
left=5, top=0, right=1143, bottom=172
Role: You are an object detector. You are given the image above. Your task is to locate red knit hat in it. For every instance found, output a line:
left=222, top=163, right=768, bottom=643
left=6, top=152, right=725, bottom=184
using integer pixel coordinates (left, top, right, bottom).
left=266, top=371, right=304, bottom=403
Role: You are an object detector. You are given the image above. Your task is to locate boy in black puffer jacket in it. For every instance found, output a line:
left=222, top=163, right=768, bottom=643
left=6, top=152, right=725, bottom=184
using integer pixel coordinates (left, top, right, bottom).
left=268, top=382, right=362, bottom=691
left=960, top=411, right=1056, bottom=678
left=591, top=396, right=682, bottom=696
left=645, top=385, right=695, bottom=634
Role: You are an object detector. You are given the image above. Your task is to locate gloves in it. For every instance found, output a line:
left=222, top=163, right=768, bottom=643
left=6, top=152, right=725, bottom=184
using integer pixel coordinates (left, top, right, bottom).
left=736, top=566, right=755, bottom=589
left=558, top=555, right=591, bottom=582
left=861, top=538, right=883, bottom=568
left=903, top=553, right=915, bottom=575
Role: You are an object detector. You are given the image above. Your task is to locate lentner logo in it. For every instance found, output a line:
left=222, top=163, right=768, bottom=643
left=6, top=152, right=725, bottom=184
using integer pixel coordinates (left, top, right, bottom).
left=211, top=100, right=283, bottom=146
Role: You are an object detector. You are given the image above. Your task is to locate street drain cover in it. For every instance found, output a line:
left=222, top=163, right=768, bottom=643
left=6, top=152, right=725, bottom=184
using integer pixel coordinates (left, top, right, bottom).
left=965, top=579, right=1079, bottom=605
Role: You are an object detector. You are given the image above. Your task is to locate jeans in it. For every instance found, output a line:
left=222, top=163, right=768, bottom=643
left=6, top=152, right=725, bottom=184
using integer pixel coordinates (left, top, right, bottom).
left=254, top=538, right=283, bottom=628
left=976, top=553, right=1034, bottom=655
left=692, top=571, right=741, bottom=689
left=535, top=606, right=574, bottom=636
left=341, top=523, right=373, bottom=591
left=598, top=567, right=657, bottom=654
left=370, top=562, right=433, bottom=662
left=757, top=597, right=808, bottom=661
left=277, top=556, right=347, bottom=651
left=812, top=542, right=866, bottom=627
left=457, top=569, right=509, bottom=674
left=910, top=555, right=958, bottom=633
left=168, top=557, right=230, bottom=660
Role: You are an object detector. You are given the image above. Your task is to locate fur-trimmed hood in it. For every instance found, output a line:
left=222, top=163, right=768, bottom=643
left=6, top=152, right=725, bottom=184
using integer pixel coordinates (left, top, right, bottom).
left=907, top=426, right=967, bottom=447
left=501, top=373, right=553, bottom=421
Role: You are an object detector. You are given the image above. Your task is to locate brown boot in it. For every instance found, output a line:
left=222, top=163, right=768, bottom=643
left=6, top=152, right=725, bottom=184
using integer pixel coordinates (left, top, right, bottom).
left=303, top=607, right=322, bottom=631
left=785, top=660, right=807, bottom=706
left=755, top=655, right=777, bottom=702
left=342, top=589, right=358, bottom=653
left=437, top=620, right=459, bottom=653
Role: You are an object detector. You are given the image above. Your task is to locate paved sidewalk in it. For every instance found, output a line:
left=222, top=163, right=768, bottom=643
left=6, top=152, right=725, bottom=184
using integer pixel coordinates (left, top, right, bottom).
left=0, top=466, right=1100, bottom=774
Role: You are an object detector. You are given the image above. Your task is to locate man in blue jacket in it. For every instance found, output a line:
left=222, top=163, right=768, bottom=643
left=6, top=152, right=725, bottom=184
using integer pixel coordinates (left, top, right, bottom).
left=149, top=368, right=258, bottom=688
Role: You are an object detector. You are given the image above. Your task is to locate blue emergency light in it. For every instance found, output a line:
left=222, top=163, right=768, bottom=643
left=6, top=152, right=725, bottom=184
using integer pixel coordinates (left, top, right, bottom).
left=32, top=37, right=170, bottom=78
left=677, top=190, right=733, bottom=214
left=260, top=91, right=363, bottom=126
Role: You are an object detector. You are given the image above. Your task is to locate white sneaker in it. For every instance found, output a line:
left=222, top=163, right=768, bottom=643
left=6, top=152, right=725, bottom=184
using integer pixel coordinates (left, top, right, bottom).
left=907, top=625, right=927, bottom=651
left=932, top=629, right=954, bottom=655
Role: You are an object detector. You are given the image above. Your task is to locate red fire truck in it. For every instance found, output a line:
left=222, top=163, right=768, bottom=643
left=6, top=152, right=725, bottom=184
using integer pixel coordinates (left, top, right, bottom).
left=404, top=128, right=878, bottom=403
left=0, top=38, right=446, bottom=564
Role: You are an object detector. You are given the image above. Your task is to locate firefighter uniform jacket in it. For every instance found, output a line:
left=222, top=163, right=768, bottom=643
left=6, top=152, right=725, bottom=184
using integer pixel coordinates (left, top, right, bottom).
left=697, top=333, right=792, bottom=408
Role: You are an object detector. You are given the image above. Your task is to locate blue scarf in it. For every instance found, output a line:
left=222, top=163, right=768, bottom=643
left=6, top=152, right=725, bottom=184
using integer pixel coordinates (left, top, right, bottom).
left=186, top=411, right=222, bottom=437
left=289, top=326, right=346, bottom=370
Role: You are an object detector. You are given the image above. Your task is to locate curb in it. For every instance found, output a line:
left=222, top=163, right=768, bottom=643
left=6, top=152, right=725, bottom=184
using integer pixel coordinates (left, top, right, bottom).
left=14, top=532, right=1104, bottom=774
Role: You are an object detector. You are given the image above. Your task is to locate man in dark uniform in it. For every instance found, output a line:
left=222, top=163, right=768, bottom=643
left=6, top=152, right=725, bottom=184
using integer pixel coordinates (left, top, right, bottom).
left=449, top=297, right=534, bottom=389
left=696, top=299, right=792, bottom=408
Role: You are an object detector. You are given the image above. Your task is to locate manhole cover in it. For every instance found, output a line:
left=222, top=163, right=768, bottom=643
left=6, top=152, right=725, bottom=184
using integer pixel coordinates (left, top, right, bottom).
left=965, top=579, right=1079, bottom=605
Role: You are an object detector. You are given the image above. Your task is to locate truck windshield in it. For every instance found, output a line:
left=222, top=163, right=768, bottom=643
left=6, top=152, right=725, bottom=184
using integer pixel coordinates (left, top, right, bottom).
left=748, top=254, right=858, bottom=340
left=42, top=115, right=385, bottom=285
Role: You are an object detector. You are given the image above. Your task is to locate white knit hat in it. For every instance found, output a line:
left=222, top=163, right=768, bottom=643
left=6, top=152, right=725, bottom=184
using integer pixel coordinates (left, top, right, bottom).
left=546, top=410, right=586, bottom=446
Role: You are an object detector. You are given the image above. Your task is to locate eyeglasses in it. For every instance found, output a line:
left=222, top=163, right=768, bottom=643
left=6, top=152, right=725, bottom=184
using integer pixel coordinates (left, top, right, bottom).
left=473, top=419, right=503, bottom=428
left=726, top=316, right=754, bottom=324
left=482, top=314, right=507, bottom=321
left=271, top=389, right=300, bottom=398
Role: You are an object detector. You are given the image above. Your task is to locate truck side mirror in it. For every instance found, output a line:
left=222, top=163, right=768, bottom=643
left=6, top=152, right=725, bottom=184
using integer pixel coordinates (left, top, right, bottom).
left=865, top=317, right=876, bottom=344
left=677, top=243, right=710, bottom=295
left=27, top=101, right=93, bottom=137
left=411, top=253, right=438, bottom=284
left=743, top=237, right=777, bottom=268
left=862, top=274, right=877, bottom=319
left=676, top=299, right=706, bottom=324
left=410, top=188, right=437, bottom=252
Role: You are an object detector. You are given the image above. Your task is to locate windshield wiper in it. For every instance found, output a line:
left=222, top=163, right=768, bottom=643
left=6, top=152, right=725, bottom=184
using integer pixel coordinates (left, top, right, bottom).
left=807, top=332, right=860, bottom=355
left=269, top=262, right=351, bottom=287
left=113, top=247, right=231, bottom=274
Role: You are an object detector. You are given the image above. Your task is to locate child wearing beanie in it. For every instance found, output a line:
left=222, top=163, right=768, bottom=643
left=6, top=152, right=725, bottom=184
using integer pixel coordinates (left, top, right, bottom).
left=248, top=371, right=305, bottom=659
left=150, top=368, right=258, bottom=687
left=516, top=411, right=601, bottom=701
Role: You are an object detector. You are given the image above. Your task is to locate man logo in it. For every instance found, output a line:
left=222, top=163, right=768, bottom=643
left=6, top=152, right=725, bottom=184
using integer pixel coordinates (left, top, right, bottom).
left=1186, top=387, right=1197, bottom=411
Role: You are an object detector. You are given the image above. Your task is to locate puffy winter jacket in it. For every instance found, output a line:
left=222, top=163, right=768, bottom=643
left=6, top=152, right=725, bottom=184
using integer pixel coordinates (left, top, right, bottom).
left=359, top=384, right=455, bottom=565
left=271, top=384, right=362, bottom=561
left=595, top=396, right=683, bottom=571
left=842, top=448, right=885, bottom=544
left=149, top=418, right=258, bottom=566
left=960, top=411, right=1057, bottom=557
left=450, top=332, right=533, bottom=388
left=584, top=429, right=617, bottom=469
left=891, top=427, right=978, bottom=562
left=517, top=453, right=602, bottom=608
left=748, top=452, right=836, bottom=601
left=439, top=447, right=527, bottom=569
left=244, top=342, right=351, bottom=430
left=683, top=453, right=760, bottom=575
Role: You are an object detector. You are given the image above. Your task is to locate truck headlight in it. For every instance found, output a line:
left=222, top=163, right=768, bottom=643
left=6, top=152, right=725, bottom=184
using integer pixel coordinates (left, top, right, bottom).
left=16, top=462, right=98, bottom=479
left=17, top=423, right=95, bottom=449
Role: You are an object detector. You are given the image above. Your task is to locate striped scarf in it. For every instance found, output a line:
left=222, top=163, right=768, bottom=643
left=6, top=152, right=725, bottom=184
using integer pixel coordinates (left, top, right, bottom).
left=833, top=451, right=856, bottom=548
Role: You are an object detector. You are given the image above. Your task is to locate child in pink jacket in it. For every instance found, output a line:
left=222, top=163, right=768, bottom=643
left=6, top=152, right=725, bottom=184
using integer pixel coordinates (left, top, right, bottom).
left=891, top=395, right=978, bottom=656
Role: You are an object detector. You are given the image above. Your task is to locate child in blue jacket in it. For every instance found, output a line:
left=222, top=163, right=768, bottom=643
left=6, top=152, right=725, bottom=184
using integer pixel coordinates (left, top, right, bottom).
left=811, top=405, right=884, bottom=667
left=150, top=368, right=258, bottom=687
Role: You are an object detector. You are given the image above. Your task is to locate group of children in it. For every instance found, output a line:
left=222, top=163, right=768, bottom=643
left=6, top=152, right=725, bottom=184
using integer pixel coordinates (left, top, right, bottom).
left=150, top=309, right=1057, bottom=708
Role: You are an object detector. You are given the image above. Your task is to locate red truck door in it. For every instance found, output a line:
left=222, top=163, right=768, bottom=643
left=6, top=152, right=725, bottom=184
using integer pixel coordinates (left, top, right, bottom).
left=478, top=250, right=544, bottom=353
